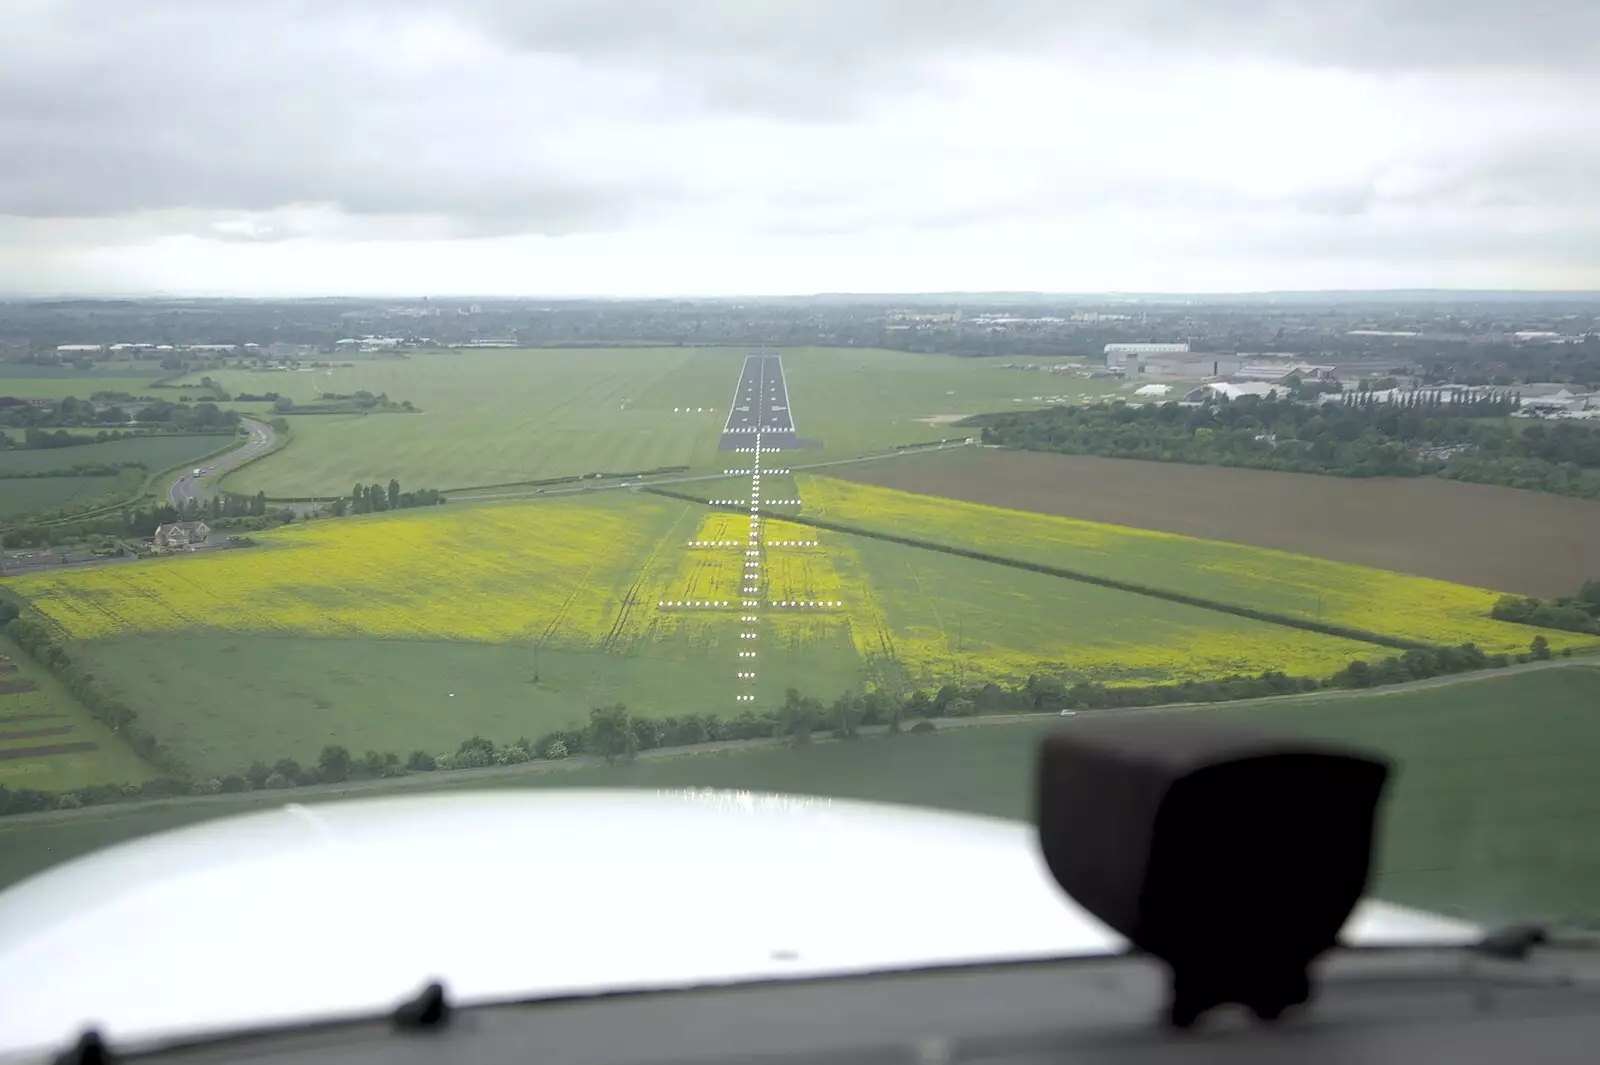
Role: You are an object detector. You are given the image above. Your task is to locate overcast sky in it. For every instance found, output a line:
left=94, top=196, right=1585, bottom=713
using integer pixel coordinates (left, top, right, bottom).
left=4, top=0, right=1599, bottom=296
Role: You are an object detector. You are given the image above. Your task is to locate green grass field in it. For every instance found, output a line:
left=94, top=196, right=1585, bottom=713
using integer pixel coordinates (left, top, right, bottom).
left=204, top=348, right=1115, bottom=498
left=73, top=631, right=864, bottom=774
left=1204, top=665, right=1600, bottom=924
left=0, top=376, right=169, bottom=400
left=3, top=665, right=1598, bottom=924
left=0, top=434, right=237, bottom=521
left=0, top=636, right=152, bottom=792
left=0, top=434, right=235, bottom=476
left=0, top=477, right=120, bottom=519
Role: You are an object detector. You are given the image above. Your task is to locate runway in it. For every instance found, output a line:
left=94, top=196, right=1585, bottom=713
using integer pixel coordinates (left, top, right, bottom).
left=718, top=352, right=803, bottom=451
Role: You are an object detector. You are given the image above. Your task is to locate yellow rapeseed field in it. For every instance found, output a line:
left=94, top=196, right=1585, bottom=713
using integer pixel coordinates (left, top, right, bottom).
left=835, top=535, right=1385, bottom=686
left=797, top=475, right=1600, bottom=655
left=10, top=494, right=698, bottom=646
left=9, top=479, right=1578, bottom=698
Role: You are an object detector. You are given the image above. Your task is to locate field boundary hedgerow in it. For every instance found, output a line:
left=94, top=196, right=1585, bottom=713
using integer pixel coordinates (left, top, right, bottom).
left=642, top=485, right=1429, bottom=651
left=2, top=651, right=1590, bottom=827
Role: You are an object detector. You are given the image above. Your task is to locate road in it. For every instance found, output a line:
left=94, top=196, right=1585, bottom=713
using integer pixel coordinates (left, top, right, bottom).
left=168, top=420, right=275, bottom=508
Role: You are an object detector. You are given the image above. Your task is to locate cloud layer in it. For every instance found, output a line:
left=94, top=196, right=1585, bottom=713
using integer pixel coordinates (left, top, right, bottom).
left=2, top=0, right=1598, bottom=293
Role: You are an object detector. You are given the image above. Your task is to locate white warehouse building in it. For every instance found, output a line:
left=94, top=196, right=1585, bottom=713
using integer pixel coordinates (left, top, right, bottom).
left=1105, top=343, right=1244, bottom=378
left=1104, top=343, right=1192, bottom=374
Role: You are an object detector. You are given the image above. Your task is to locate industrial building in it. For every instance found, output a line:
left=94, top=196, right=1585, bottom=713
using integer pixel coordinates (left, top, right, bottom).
left=1104, top=343, right=1244, bottom=378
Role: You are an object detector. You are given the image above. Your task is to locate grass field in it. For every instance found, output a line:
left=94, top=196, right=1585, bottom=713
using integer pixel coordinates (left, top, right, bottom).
left=0, top=434, right=236, bottom=477
left=0, top=434, right=237, bottom=522
left=0, top=377, right=169, bottom=400
left=0, top=636, right=153, bottom=792
left=73, top=632, right=861, bottom=775
left=3, top=665, right=1598, bottom=924
left=5, top=489, right=1393, bottom=773
left=835, top=447, right=1600, bottom=599
left=840, top=535, right=1380, bottom=687
left=200, top=348, right=1117, bottom=498
left=796, top=475, right=1598, bottom=655
left=0, top=477, right=121, bottom=520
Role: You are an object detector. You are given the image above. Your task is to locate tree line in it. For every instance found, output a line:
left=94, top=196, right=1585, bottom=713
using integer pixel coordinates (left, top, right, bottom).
left=328, top=479, right=445, bottom=516
left=0, top=462, right=145, bottom=481
left=975, top=394, right=1600, bottom=497
left=0, top=476, right=443, bottom=550
left=0, top=395, right=241, bottom=433
left=0, top=427, right=200, bottom=451
left=1492, top=579, right=1600, bottom=636
left=0, top=604, right=1569, bottom=817
left=1, top=493, right=295, bottom=549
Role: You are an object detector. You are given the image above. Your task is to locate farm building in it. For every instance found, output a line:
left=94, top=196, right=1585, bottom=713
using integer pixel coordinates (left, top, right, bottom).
left=153, top=521, right=211, bottom=552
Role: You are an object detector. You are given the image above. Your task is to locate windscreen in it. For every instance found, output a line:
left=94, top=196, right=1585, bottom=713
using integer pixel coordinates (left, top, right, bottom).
left=2, top=0, right=1599, bottom=1045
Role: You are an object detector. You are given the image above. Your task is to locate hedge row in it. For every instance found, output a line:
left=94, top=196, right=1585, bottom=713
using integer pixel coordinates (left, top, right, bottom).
left=0, top=624, right=1553, bottom=818
left=3, top=613, right=187, bottom=783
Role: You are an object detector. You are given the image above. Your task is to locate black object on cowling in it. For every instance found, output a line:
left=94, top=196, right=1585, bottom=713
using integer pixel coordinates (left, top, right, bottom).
left=1035, top=716, right=1390, bottom=1029
left=393, top=981, right=451, bottom=1031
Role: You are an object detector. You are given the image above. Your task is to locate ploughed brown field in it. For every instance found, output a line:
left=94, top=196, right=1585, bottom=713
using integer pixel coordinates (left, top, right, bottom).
left=832, top=447, right=1600, bottom=598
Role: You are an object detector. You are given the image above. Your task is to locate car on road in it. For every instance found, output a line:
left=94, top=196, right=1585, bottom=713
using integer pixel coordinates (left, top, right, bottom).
left=1059, top=709, right=1077, bottom=717
left=193, top=469, right=202, bottom=476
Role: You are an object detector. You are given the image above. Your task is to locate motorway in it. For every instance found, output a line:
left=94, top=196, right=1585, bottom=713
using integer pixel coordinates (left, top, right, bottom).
left=168, top=420, right=276, bottom=508
left=720, top=351, right=800, bottom=451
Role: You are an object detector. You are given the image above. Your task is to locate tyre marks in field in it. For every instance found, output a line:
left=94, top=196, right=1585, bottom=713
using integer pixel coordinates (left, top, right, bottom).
left=602, top=502, right=697, bottom=653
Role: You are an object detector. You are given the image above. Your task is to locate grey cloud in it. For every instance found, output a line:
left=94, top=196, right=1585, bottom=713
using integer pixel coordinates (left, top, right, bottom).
left=3, top=0, right=1600, bottom=250
left=0, top=1, right=694, bottom=225
left=441, top=0, right=1600, bottom=77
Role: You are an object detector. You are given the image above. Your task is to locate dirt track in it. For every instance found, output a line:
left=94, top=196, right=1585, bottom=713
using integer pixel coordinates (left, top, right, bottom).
left=830, top=447, right=1600, bottom=597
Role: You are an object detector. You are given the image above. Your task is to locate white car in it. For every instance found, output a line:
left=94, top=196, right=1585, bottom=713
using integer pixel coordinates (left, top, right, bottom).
left=1059, top=709, right=1077, bottom=717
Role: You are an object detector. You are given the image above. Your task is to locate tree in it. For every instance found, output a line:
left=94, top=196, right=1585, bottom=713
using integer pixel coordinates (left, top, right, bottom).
left=946, top=696, right=976, bottom=717
left=387, top=479, right=401, bottom=510
left=587, top=703, right=637, bottom=765
left=406, top=749, right=436, bottom=771
left=1531, top=635, right=1551, bottom=661
left=777, top=688, right=823, bottom=745
left=252, top=490, right=267, bottom=517
left=830, top=695, right=860, bottom=738
left=317, top=745, right=352, bottom=782
left=1575, top=579, right=1600, bottom=617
